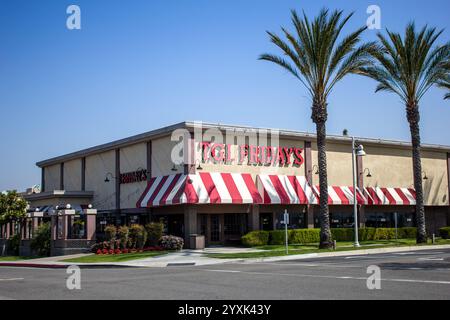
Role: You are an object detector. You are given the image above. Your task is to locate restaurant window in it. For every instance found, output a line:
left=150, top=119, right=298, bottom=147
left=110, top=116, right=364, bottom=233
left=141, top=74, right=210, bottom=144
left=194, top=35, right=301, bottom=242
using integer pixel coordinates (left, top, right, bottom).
left=365, top=212, right=415, bottom=228
left=275, top=211, right=306, bottom=230
left=330, top=212, right=354, bottom=228
left=260, top=213, right=273, bottom=231
left=224, top=214, right=246, bottom=235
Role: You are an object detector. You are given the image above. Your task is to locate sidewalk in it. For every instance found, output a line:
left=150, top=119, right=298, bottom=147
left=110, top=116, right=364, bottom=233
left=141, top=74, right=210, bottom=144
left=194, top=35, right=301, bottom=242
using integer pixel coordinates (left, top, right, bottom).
left=1, top=244, right=449, bottom=268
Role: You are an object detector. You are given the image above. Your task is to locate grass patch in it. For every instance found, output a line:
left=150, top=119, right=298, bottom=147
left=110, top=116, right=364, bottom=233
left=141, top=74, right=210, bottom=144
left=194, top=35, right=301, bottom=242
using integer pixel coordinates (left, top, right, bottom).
left=0, top=256, right=42, bottom=261
left=62, top=251, right=168, bottom=263
left=206, top=238, right=450, bottom=259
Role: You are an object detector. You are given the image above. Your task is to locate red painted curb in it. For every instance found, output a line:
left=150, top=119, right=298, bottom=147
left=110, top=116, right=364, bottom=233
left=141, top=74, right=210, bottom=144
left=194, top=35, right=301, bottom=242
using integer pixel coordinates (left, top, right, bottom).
left=0, top=263, right=66, bottom=269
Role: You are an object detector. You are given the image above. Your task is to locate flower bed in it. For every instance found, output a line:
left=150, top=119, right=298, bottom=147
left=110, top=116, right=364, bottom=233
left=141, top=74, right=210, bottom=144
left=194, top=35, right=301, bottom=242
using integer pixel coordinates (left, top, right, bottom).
left=95, top=246, right=164, bottom=255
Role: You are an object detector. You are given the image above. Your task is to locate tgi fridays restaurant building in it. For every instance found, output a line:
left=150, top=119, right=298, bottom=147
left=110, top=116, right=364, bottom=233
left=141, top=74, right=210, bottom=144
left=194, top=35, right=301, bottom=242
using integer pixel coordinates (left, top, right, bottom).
left=23, top=122, right=450, bottom=247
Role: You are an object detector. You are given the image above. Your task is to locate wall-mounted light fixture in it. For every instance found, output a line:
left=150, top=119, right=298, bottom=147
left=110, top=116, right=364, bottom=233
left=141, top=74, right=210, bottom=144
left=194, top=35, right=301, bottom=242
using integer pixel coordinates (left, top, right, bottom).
left=363, top=168, right=372, bottom=178
left=104, top=172, right=117, bottom=183
left=195, top=159, right=203, bottom=171
left=422, top=171, right=428, bottom=180
left=310, top=165, right=319, bottom=175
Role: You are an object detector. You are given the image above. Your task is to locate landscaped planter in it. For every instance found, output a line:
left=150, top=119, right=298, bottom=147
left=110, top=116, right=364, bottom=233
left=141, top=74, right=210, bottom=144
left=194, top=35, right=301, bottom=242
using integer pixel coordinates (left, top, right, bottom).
left=95, top=246, right=164, bottom=255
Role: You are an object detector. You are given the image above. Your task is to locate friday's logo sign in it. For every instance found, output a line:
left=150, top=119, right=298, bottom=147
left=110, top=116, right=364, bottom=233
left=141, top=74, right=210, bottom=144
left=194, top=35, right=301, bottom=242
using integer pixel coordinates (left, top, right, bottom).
left=120, top=169, right=148, bottom=184
left=201, top=143, right=304, bottom=166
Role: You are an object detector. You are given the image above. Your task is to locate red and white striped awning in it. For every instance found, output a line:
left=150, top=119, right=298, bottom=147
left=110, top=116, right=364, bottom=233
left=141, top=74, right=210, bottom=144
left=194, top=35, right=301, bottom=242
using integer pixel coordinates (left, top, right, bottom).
left=257, top=175, right=318, bottom=204
left=364, top=187, right=416, bottom=205
left=136, top=172, right=262, bottom=208
left=313, top=186, right=367, bottom=205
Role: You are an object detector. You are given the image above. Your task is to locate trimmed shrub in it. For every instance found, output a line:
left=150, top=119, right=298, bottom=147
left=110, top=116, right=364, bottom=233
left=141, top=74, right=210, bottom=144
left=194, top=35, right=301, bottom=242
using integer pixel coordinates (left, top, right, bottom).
left=129, top=224, right=147, bottom=250
left=439, top=227, right=450, bottom=239
left=8, top=233, right=21, bottom=256
left=240, top=227, right=419, bottom=247
left=145, top=222, right=164, bottom=246
left=359, top=228, right=376, bottom=241
left=30, top=222, right=51, bottom=256
left=331, top=228, right=354, bottom=241
left=398, top=227, right=417, bottom=239
left=241, top=231, right=269, bottom=246
left=373, top=228, right=396, bottom=240
left=117, top=225, right=129, bottom=249
left=104, top=225, right=117, bottom=241
left=289, top=229, right=320, bottom=244
left=269, top=230, right=287, bottom=245
left=159, top=235, right=184, bottom=250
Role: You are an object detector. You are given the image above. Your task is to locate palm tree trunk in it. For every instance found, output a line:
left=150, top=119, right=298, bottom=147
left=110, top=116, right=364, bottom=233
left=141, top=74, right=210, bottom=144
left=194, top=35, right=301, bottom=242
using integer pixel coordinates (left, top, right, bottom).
left=407, top=103, right=427, bottom=243
left=312, top=102, right=333, bottom=249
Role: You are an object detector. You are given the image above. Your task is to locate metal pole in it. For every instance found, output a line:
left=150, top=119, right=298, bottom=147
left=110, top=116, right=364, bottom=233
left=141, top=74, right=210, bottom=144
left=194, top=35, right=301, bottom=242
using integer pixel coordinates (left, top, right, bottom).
left=284, top=210, right=289, bottom=255
left=352, top=137, right=360, bottom=247
left=394, top=212, right=398, bottom=241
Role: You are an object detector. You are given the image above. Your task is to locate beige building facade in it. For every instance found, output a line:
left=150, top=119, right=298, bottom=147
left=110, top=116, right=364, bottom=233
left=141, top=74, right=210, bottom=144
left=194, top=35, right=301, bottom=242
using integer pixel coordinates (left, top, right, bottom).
left=26, top=122, right=450, bottom=246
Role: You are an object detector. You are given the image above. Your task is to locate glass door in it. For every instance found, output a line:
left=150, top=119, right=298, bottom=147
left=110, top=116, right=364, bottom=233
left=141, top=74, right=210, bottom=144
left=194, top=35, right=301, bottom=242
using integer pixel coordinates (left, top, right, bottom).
left=210, top=215, right=223, bottom=244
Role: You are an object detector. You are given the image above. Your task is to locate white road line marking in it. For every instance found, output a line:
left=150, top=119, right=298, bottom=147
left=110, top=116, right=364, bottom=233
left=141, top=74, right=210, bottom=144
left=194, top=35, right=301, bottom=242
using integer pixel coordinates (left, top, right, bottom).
left=0, top=278, right=24, bottom=282
left=202, top=269, right=450, bottom=285
left=417, top=258, right=444, bottom=261
left=238, top=262, right=320, bottom=267
left=238, top=262, right=363, bottom=268
left=205, top=270, right=241, bottom=273
left=397, top=252, right=444, bottom=255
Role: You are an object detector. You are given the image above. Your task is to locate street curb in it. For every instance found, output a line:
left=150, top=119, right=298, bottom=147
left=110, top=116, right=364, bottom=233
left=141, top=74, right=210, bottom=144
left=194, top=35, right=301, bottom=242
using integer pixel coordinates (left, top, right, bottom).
left=0, top=262, right=140, bottom=269
left=237, top=244, right=450, bottom=263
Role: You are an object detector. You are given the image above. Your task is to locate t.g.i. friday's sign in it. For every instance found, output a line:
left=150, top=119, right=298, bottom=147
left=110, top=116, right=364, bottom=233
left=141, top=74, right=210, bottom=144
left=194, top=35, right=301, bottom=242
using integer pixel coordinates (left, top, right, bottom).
left=200, top=142, right=304, bottom=166
left=170, top=122, right=304, bottom=168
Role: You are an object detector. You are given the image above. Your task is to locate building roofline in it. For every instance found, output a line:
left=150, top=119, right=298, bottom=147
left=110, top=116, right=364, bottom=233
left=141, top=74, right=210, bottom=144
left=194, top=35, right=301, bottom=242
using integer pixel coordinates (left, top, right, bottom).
left=36, top=121, right=187, bottom=167
left=36, top=121, right=450, bottom=167
left=23, top=190, right=94, bottom=201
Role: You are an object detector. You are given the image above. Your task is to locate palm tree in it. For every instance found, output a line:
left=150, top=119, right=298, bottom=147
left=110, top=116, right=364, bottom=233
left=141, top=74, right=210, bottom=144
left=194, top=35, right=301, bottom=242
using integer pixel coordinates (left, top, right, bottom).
left=438, top=78, right=450, bottom=99
left=259, top=8, right=376, bottom=249
left=360, top=23, right=450, bottom=243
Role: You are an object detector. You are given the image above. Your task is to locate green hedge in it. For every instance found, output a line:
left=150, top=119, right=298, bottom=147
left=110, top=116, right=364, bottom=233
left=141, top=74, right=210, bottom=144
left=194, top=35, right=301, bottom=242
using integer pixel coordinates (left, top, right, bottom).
left=440, top=227, right=450, bottom=239
left=241, top=227, right=418, bottom=246
left=290, top=229, right=320, bottom=244
left=241, top=231, right=270, bottom=246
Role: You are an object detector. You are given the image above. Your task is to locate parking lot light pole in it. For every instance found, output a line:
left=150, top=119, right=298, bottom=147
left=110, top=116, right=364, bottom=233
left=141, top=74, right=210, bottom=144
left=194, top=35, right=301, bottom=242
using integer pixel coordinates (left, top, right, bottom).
left=352, top=136, right=366, bottom=247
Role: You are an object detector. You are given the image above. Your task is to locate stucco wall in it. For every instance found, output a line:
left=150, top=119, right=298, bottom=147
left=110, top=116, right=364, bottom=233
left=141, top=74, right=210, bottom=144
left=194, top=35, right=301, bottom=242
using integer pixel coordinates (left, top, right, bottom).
left=120, top=143, right=147, bottom=209
left=63, top=159, right=82, bottom=191
left=419, top=151, right=448, bottom=206
left=44, top=164, right=60, bottom=191
left=85, top=150, right=116, bottom=210
left=311, top=141, right=353, bottom=186
left=362, top=146, right=448, bottom=206
left=152, top=136, right=178, bottom=177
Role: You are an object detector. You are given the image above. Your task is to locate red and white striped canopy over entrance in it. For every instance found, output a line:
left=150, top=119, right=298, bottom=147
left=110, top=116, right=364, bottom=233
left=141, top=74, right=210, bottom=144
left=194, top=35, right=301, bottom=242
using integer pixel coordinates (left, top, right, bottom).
left=312, top=186, right=367, bottom=205
left=364, top=187, right=416, bottom=205
left=136, top=172, right=416, bottom=208
left=257, top=175, right=318, bottom=204
left=136, top=172, right=262, bottom=208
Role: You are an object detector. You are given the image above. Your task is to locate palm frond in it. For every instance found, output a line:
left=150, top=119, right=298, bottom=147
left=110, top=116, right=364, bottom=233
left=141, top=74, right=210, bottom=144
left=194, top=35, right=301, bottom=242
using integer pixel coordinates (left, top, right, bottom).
left=365, top=23, right=450, bottom=104
left=260, top=8, right=372, bottom=103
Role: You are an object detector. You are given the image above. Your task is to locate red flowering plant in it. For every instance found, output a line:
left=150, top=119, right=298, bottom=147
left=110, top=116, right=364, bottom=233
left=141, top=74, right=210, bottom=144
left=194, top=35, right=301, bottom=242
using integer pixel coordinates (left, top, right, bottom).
left=102, top=248, right=109, bottom=254
left=96, top=249, right=102, bottom=255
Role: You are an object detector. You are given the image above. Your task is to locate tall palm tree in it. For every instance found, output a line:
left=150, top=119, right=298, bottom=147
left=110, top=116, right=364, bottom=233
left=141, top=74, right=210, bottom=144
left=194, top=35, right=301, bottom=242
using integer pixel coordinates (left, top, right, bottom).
left=259, top=8, right=376, bottom=249
left=360, top=23, right=450, bottom=243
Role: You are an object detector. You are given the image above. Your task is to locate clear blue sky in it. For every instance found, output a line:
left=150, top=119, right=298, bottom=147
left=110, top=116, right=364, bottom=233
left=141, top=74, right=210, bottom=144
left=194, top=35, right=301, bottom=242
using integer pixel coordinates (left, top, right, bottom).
left=0, top=0, right=449, bottom=191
